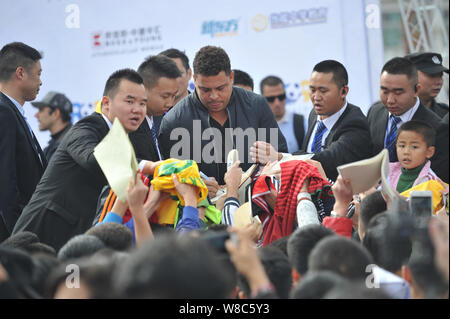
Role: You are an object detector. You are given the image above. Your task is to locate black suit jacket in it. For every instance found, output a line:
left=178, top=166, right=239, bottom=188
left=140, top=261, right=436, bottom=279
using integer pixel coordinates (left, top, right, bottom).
left=12, top=112, right=109, bottom=250
left=294, top=103, right=373, bottom=181
left=367, top=101, right=442, bottom=162
left=129, top=118, right=162, bottom=162
left=432, top=114, right=449, bottom=183
left=0, top=92, right=47, bottom=239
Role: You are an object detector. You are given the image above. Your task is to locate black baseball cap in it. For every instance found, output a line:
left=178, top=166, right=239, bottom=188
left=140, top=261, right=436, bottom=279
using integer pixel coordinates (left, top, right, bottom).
left=32, top=91, right=73, bottom=114
left=405, top=52, right=449, bottom=75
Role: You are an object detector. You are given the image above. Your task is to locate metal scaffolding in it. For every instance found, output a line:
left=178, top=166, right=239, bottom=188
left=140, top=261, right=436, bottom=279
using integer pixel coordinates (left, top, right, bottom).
left=397, top=0, right=449, bottom=101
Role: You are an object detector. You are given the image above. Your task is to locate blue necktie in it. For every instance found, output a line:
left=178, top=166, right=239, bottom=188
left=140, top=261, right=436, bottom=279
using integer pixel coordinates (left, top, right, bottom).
left=385, top=115, right=402, bottom=162
left=150, top=124, right=162, bottom=160
left=311, top=120, right=327, bottom=153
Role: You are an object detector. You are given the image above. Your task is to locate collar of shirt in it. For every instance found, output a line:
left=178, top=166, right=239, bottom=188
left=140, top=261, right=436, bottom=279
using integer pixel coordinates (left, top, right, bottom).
left=389, top=97, right=420, bottom=124
left=101, top=113, right=113, bottom=129
left=145, top=115, right=154, bottom=130
left=2, top=92, right=25, bottom=116
left=278, top=111, right=292, bottom=125
left=316, top=100, right=348, bottom=131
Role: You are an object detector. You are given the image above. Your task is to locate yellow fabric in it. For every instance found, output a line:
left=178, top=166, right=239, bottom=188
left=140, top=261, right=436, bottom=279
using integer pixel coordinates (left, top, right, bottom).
left=151, top=159, right=208, bottom=225
left=95, top=99, right=102, bottom=114
left=400, top=180, right=449, bottom=214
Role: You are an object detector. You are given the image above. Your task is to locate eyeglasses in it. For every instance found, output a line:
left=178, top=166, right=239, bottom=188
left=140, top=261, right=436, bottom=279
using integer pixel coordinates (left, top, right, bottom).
left=265, top=93, right=286, bottom=103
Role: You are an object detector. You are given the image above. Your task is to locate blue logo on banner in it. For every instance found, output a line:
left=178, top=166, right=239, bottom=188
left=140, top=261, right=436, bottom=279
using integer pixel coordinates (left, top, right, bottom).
left=201, top=19, right=239, bottom=37
left=72, top=102, right=95, bottom=123
left=270, top=7, right=328, bottom=29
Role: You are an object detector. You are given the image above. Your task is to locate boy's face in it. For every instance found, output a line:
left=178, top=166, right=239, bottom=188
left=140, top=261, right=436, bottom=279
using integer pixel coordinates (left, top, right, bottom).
left=396, top=130, right=435, bottom=170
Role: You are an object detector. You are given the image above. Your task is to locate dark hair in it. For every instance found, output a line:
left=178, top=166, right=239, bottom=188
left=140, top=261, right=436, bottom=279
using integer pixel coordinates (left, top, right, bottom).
left=359, top=191, right=387, bottom=233
left=159, top=48, right=190, bottom=72
left=2, top=231, right=40, bottom=249
left=287, top=224, right=335, bottom=276
left=308, top=236, right=374, bottom=280
left=381, top=57, right=418, bottom=88
left=57, top=234, right=105, bottom=262
left=30, top=253, right=60, bottom=297
left=193, top=46, right=231, bottom=76
left=45, top=255, right=117, bottom=299
left=397, top=120, right=436, bottom=147
left=102, top=68, right=144, bottom=99
left=48, top=107, right=71, bottom=124
left=312, top=60, right=348, bottom=88
left=324, top=281, right=392, bottom=299
left=362, top=213, right=412, bottom=273
left=137, top=55, right=181, bottom=89
left=291, top=271, right=348, bottom=299
left=239, top=246, right=292, bottom=299
left=85, top=223, right=133, bottom=252
left=114, top=234, right=234, bottom=298
left=233, top=69, right=254, bottom=91
left=267, top=235, right=290, bottom=257
left=408, top=258, right=448, bottom=298
left=260, top=75, right=284, bottom=95
left=0, top=42, right=42, bottom=82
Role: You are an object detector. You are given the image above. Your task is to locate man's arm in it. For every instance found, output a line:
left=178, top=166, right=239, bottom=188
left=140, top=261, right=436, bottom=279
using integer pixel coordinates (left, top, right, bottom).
left=312, top=115, right=372, bottom=181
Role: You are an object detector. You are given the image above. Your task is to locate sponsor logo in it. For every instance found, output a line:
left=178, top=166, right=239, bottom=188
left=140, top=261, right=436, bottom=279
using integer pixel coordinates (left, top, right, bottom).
left=201, top=19, right=239, bottom=37
left=252, top=7, right=328, bottom=32
left=91, top=25, right=163, bottom=57
left=72, top=101, right=96, bottom=123
left=251, top=14, right=269, bottom=32
left=432, top=56, right=441, bottom=64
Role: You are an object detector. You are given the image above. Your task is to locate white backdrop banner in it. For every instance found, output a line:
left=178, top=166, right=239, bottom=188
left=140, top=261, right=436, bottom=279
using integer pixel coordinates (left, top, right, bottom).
left=0, top=0, right=384, bottom=148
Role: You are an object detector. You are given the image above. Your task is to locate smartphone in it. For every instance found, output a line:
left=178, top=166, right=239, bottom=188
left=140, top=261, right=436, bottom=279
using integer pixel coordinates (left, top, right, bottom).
left=409, top=190, right=433, bottom=228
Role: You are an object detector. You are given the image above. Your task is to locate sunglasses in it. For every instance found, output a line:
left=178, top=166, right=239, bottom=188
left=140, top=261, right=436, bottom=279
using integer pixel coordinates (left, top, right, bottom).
left=265, top=93, right=286, bottom=103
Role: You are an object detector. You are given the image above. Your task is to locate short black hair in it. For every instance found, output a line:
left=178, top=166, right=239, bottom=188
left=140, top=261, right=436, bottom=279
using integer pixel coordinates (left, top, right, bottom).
left=193, top=46, right=231, bottom=76
left=260, top=75, right=284, bottom=95
left=103, top=68, right=144, bottom=99
left=159, top=48, right=190, bottom=72
left=0, top=42, right=42, bottom=82
left=137, top=55, right=181, bottom=89
left=397, top=120, right=436, bottom=147
left=85, top=223, right=133, bottom=252
left=308, top=236, right=374, bottom=281
left=114, top=234, right=234, bottom=298
left=237, top=246, right=292, bottom=299
left=287, top=224, right=335, bottom=276
left=362, top=213, right=412, bottom=273
left=381, top=57, right=418, bottom=88
left=233, top=69, right=254, bottom=91
left=408, top=258, right=448, bottom=298
left=359, top=191, right=387, bottom=233
left=57, top=235, right=105, bottom=262
left=312, top=60, right=348, bottom=88
left=291, top=271, right=348, bottom=299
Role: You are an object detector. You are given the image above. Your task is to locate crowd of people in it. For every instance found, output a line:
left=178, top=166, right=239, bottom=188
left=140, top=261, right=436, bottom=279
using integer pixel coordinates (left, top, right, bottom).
left=0, top=41, right=449, bottom=299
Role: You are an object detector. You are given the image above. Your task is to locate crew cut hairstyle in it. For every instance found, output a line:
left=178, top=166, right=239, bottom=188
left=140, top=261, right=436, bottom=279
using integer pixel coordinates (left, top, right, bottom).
left=260, top=75, right=284, bottom=95
left=0, top=42, right=42, bottom=82
left=193, top=46, right=231, bottom=76
left=103, top=68, right=144, bottom=99
left=397, top=120, right=436, bottom=147
left=312, top=60, right=349, bottom=88
left=137, top=55, right=181, bottom=89
left=233, top=69, right=254, bottom=91
left=159, top=48, right=190, bottom=72
left=381, top=57, right=418, bottom=88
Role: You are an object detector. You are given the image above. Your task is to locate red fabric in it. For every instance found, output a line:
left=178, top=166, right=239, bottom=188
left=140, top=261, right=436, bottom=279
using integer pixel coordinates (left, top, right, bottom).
left=262, top=160, right=332, bottom=246
left=322, top=217, right=353, bottom=238
left=122, top=172, right=159, bottom=224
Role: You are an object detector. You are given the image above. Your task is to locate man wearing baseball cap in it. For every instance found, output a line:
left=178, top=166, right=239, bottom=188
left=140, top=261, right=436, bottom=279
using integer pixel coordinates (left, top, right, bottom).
left=32, top=91, right=72, bottom=161
left=405, top=52, right=449, bottom=117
